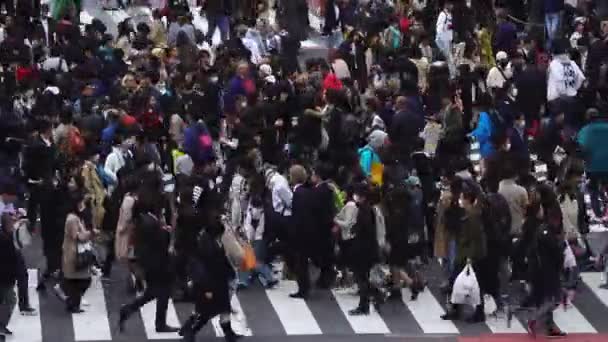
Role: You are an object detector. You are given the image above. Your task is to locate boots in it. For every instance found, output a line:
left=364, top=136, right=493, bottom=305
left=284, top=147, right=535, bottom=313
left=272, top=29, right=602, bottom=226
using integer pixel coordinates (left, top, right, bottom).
left=220, top=321, right=243, bottom=342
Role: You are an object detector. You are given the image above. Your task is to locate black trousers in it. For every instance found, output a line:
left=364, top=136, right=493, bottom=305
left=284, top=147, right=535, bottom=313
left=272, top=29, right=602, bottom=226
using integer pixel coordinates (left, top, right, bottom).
left=63, top=278, right=91, bottom=311
left=294, top=251, right=310, bottom=296
left=123, top=277, right=171, bottom=328
left=15, top=250, right=31, bottom=310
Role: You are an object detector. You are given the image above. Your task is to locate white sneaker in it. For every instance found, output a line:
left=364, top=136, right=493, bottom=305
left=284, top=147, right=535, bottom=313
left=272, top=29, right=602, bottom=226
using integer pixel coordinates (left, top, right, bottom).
left=81, top=299, right=90, bottom=307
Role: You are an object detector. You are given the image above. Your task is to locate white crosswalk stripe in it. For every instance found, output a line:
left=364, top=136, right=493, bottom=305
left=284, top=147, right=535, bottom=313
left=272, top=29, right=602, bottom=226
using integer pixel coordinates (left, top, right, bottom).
left=7, top=269, right=42, bottom=342
left=10, top=269, right=608, bottom=341
left=72, top=276, right=112, bottom=341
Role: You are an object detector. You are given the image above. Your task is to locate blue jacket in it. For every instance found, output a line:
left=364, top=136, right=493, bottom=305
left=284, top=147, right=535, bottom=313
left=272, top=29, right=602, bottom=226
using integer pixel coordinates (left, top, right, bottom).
left=358, top=145, right=381, bottom=177
left=470, top=112, right=495, bottom=158
left=578, top=120, right=608, bottom=174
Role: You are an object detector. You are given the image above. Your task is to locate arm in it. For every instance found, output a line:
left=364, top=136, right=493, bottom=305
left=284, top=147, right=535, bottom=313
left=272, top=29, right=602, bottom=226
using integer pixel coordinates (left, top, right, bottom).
left=104, top=154, right=118, bottom=184
left=334, top=202, right=358, bottom=230
left=66, top=215, right=91, bottom=242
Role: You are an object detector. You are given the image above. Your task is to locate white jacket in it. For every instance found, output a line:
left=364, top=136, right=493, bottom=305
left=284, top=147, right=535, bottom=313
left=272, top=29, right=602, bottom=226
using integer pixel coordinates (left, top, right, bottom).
left=104, top=147, right=127, bottom=185
left=547, top=54, right=585, bottom=101
left=435, top=10, right=453, bottom=43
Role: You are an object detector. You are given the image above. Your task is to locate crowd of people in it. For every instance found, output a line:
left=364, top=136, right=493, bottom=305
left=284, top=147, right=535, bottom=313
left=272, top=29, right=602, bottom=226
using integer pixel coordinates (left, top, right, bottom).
left=1, top=0, right=608, bottom=341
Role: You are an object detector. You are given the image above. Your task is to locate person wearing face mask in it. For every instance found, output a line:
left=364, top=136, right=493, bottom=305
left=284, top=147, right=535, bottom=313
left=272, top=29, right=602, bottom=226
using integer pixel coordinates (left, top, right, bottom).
left=178, top=212, right=242, bottom=342
left=486, top=51, right=513, bottom=98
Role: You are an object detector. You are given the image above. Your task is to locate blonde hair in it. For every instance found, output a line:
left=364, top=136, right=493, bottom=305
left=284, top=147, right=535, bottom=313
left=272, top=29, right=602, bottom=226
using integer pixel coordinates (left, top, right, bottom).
left=289, top=165, right=308, bottom=185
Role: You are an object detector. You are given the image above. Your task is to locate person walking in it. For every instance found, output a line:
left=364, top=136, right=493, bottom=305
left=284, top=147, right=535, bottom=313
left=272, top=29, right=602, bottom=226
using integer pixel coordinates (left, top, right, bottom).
left=118, top=191, right=178, bottom=333
left=61, top=192, right=93, bottom=313
left=178, top=213, right=243, bottom=342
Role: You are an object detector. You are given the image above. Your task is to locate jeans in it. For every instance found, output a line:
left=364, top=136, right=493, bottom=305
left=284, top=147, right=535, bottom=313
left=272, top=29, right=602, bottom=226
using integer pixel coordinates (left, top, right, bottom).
left=0, top=286, right=16, bottom=328
left=238, top=240, right=275, bottom=287
left=545, top=12, right=561, bottom=50
left=206, top=15, right=229, bottom=43
left=435, top=38, right=455, bottom=77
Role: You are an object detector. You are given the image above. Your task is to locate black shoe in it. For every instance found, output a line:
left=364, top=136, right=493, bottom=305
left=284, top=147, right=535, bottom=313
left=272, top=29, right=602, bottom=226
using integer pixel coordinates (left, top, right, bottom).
left=387, top=290, right=402, bottom=301
left=156, top=325, right=179, bottom=333
left=220, top=321, right=243, bottom=342
left=348, top=307, right=370, bottom=316
left=265, top=280, right=279, bottom=289
left=67, top=307, right=85, bottom=314
left=289, top=292, right=308, bottom=299
left=36, top=282, right=46, bottom=292
left=118, top=305, right=129, bottom=332
left=441, top=310, right=459, bottom=320
left=0, top=326, right=12, bottom=335
left=546, top=327, right=567, bottom=338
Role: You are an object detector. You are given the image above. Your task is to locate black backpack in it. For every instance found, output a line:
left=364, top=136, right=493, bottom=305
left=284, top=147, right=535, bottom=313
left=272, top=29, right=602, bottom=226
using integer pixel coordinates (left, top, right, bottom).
left=482, top=192, right=512, bottom=255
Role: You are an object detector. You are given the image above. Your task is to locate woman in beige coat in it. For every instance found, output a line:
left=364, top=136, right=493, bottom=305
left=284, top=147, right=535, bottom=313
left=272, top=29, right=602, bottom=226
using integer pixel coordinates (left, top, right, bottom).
left=62, top=192, right=93, bottom=313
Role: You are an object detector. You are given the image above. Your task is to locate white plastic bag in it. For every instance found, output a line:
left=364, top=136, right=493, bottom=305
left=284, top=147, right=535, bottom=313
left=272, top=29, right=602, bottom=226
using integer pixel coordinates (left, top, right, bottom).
left=564, top=241, right=577, bottom=269
left=451, top=264, right=481, bottom=307
left=483, top=294, right=497, bottom=315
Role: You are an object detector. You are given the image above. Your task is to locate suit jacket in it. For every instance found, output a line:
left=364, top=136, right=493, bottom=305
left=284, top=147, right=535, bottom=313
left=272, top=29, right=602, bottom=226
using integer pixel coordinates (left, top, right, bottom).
left=24, top=135, right=56, bottom=182
left=291, top=183, right=316, bottom=252
left=313, top=182, right=336, bottom=239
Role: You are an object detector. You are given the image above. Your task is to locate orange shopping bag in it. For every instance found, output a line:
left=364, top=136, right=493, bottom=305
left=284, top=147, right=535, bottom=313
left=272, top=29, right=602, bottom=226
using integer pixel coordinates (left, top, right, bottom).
left=241, top=243, right=257, bottom=272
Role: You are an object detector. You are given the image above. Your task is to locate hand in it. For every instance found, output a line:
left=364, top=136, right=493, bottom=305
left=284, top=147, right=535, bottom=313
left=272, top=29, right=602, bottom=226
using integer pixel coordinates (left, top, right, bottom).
left=163, top=225, right=173, bottom=232
left=204, top=292, right=213, bottom=300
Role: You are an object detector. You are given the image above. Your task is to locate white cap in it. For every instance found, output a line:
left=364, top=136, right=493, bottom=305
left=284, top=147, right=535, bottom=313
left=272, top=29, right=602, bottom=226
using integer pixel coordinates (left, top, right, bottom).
left=496, top=51, right=508, bottom=61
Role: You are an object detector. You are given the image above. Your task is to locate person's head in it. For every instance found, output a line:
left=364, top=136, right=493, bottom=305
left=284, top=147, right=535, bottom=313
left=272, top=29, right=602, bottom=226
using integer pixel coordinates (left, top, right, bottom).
left=38, top=119, right=53, bottom=138
left=311, top=162, right=333, bottom=184
left=444, top=1, right=453, bottom=11
left=289, top=164, right=308, bottom=186
left=69, top=190, right=87, bottom=215
left=459, top=186, right=477, bottom=209
left=353, top=182, right=369, bottom=204
left=514, top=112, right=526, bottom=130
left=496, top=51, right=509, bottom=68
left=237, top=62, right=249, bottom=78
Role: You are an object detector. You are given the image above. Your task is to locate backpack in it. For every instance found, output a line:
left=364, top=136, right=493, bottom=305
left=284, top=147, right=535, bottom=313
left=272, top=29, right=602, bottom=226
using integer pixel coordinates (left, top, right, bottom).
left=482, top=193, right=511, bottom=255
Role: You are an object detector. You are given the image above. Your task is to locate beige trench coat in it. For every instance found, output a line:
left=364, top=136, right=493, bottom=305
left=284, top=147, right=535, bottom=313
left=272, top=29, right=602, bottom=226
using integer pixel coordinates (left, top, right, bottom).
left=62, top=213, right=92, bottom=279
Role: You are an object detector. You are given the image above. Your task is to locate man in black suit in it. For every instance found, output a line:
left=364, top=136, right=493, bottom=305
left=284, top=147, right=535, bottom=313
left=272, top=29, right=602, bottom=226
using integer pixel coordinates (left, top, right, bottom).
left=23, top=120, right=59, bottom=280
left=311, top=162, right=337, bottom=289
left=288, top=164, right=314, bottom=299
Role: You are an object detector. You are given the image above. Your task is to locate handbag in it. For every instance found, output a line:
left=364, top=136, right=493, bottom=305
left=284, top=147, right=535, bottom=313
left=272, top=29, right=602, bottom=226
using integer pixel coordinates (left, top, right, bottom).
left=75, top=241, right=95, bottom=271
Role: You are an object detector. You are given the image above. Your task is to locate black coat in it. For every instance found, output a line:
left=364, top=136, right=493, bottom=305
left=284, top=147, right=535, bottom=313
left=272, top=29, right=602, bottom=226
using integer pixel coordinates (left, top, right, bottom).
left=134, top=213, right=172, bottom=282
left=351, top=202, right=379, bottom=270
left=290, top=184, right=316, bottom=254
left=23, top=136, right=56, bottom=182
left=528, top=226, right=564, bottom=303
left=191, top=231, right=235, bottom=316
left=0, top=231, right=18, bottom=286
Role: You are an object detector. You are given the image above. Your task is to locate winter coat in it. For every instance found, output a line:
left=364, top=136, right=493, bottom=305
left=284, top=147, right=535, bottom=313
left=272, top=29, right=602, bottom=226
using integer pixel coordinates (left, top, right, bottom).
left=62, top=213, right=92, bottom=280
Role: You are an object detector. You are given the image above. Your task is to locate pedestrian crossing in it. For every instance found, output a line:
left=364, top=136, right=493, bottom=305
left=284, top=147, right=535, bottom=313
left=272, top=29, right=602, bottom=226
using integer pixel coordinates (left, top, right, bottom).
left=7, top=270, right=608, bottom=342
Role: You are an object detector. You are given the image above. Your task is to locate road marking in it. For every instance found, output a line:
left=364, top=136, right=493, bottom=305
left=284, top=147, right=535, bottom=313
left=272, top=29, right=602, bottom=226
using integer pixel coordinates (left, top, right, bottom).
left=265, top=280, right=322, bottom=335
left=140, top=298, right=181, bottom=339
left=401, top=288, right=459, bottom=334
left=7, top=269, right=42, bottom=342
left=553, top=298, right=597, bottom=333
left=331, top=288, right=390, bottom=334
left=72, top=276, right=112, bottom=341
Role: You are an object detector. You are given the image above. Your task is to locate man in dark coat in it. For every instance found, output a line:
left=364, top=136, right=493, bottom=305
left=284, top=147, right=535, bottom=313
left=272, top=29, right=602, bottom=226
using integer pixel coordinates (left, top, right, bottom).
left=311, top=162, right=337, bottom=289
left=0, top=205, right=19, bottom=336
left=289, top=165, right=315, bottom=299
left=389, top=96, right=425, bottom=167
left=178, top=214, right=241, bottom=342
left=119, top=192, right=178, bottom=334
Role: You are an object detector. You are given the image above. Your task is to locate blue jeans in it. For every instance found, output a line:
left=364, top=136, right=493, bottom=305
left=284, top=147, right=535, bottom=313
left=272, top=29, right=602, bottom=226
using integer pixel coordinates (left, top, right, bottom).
left=545, top=12, right=561, bottom=50
left=238, top=240, right=275, bottom=287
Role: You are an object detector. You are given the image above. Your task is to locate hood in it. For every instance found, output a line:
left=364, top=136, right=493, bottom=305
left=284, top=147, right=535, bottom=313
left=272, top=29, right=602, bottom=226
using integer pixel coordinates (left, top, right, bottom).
left=368, top=129, right=388, bottom=150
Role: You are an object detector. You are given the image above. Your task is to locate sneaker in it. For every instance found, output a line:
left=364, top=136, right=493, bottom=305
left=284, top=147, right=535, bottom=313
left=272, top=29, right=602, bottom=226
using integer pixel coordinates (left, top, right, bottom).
left=0, top=326, right=12, bottom=335
left=20, top=307, right=38, bottom=316
left=81, top=299, right=90, bottom=307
